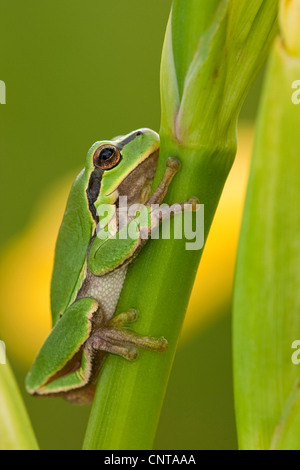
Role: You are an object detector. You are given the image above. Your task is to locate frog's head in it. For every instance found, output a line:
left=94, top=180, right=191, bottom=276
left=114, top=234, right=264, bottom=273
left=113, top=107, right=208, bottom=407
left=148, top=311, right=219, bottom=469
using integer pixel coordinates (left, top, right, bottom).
left=86, top=128, right=160, bottom=212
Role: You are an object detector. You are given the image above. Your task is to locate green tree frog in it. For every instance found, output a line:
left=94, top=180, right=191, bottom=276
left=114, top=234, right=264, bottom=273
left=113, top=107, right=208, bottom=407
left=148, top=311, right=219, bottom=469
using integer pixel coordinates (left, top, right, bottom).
left=26, top=129, right=196, bottom=404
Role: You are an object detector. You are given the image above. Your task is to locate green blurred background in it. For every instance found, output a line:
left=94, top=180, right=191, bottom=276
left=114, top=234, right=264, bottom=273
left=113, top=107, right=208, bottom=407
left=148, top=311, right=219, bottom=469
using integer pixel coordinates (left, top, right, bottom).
left=0, top=0, right=263, bottom=450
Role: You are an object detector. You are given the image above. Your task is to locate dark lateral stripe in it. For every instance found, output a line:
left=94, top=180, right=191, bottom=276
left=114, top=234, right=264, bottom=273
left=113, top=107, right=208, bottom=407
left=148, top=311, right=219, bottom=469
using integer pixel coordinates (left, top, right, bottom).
left=86, top=168, right=104, bottom=221
left=116, top=130, right=144, bottom=150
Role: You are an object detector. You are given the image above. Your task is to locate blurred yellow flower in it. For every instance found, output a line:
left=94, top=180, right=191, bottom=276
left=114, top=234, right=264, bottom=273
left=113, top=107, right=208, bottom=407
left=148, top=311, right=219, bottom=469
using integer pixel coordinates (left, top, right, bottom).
left=280, top=0, right=300, bottom=56
left=0, top=177, right=74, bottom=366
left=0, top=125, right=253, bottom=366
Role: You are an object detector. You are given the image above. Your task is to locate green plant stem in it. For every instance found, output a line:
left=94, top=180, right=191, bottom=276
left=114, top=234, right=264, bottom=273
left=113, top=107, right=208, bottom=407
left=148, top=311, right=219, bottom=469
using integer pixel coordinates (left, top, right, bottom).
left=83, top=144, right=232, bottom=450
left=83, top=0, right=278, bottom=450
left=0, top=359, right=38, bottom=450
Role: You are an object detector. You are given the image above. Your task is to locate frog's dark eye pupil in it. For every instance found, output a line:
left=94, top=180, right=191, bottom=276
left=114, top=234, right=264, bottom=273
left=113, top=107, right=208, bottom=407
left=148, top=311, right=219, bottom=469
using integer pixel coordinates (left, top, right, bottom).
left=100, top=148, right=114, bottom=161
left=93, top=144, right=121, bottom=170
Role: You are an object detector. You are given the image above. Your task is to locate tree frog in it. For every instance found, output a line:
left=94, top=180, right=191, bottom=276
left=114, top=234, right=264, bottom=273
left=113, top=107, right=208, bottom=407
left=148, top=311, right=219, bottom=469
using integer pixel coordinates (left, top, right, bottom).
left=26, top=128, right=196, bottom=404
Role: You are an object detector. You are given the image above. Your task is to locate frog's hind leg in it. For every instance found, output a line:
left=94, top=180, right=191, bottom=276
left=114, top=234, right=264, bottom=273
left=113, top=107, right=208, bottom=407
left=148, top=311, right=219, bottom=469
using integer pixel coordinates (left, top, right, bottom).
left=25, top=297, right=100, bottom=399
left=86, top=332, right=138, bottom=361
left=61, top=312, right=145, bottom=404
left=97, top=327, right=168, bottom=352
left=107, top=308, right=138, bottom=327
left=88, top=308, right=168, bottom=361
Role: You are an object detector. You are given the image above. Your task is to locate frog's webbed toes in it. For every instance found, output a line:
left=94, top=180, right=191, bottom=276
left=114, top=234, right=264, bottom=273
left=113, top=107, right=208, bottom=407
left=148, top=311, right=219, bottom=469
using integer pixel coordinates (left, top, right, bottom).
left=108, top=309, right=138, bottom=327
left=166, top=157, right=181, bottom=172
left=99, top=327, right=168, bottom=353
left=88, top=332, right=138, bottom=361
left=89, top=309, right=168, bottom=361
left=187, top=197, right=200, bottom=211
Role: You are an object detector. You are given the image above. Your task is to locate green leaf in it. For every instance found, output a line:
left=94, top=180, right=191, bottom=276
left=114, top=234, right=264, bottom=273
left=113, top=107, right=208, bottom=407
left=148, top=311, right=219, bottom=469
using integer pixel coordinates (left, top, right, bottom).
left=233, top=1, right=300, bottom=449
left=0, top=358, right=38, bottom=450
left=161, top=0, right=279, bottom=148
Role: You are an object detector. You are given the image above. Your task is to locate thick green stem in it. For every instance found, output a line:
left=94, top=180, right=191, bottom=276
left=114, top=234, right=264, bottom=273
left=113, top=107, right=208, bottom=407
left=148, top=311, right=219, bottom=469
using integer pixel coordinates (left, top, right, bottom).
left=83, top=143, right=233, bottom=450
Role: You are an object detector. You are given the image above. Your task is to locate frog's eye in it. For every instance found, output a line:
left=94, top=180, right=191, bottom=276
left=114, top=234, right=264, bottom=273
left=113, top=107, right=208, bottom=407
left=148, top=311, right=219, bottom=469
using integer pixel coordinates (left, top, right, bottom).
left=93, top=145, right=121, bottom=170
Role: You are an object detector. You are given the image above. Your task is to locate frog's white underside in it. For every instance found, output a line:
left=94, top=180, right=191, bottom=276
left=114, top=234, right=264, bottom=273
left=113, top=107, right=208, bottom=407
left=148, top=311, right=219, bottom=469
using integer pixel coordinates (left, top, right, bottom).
left=78, top=266, right=128, bottom=321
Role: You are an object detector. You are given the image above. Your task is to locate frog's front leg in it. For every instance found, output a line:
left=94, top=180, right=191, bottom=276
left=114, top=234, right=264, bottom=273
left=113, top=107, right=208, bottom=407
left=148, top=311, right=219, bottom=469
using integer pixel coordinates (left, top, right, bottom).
left=141, top=157, right=199, bottom=240
left=147, top=157, right=182, bottom=205
left=89, top=157, right=198, bottom=276
left=147, top=157, right=199, bottom=207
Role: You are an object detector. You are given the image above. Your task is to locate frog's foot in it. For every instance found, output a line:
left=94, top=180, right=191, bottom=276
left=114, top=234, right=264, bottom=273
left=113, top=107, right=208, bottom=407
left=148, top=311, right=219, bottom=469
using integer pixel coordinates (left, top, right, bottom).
left=108, top=308, right=138, bottom=327
left=152, top=196, right=199, bottom=221
left=186, top=197, right=200, bottom=212
left=88, top=333, right=139, bottom=361
left=146, top=156, right=199, bottom=218
left=88, top=309, right=168, bottom=361
left=147, top=157, right=181, bottom=206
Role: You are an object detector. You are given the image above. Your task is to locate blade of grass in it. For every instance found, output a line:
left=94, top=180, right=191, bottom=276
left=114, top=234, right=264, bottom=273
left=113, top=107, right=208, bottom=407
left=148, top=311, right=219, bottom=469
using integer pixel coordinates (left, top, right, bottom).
left=83, top=0, right=278, bottom=450
left=233, top=0, right=300, bottom=450
left=0, top=358, right=38, bottom=450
